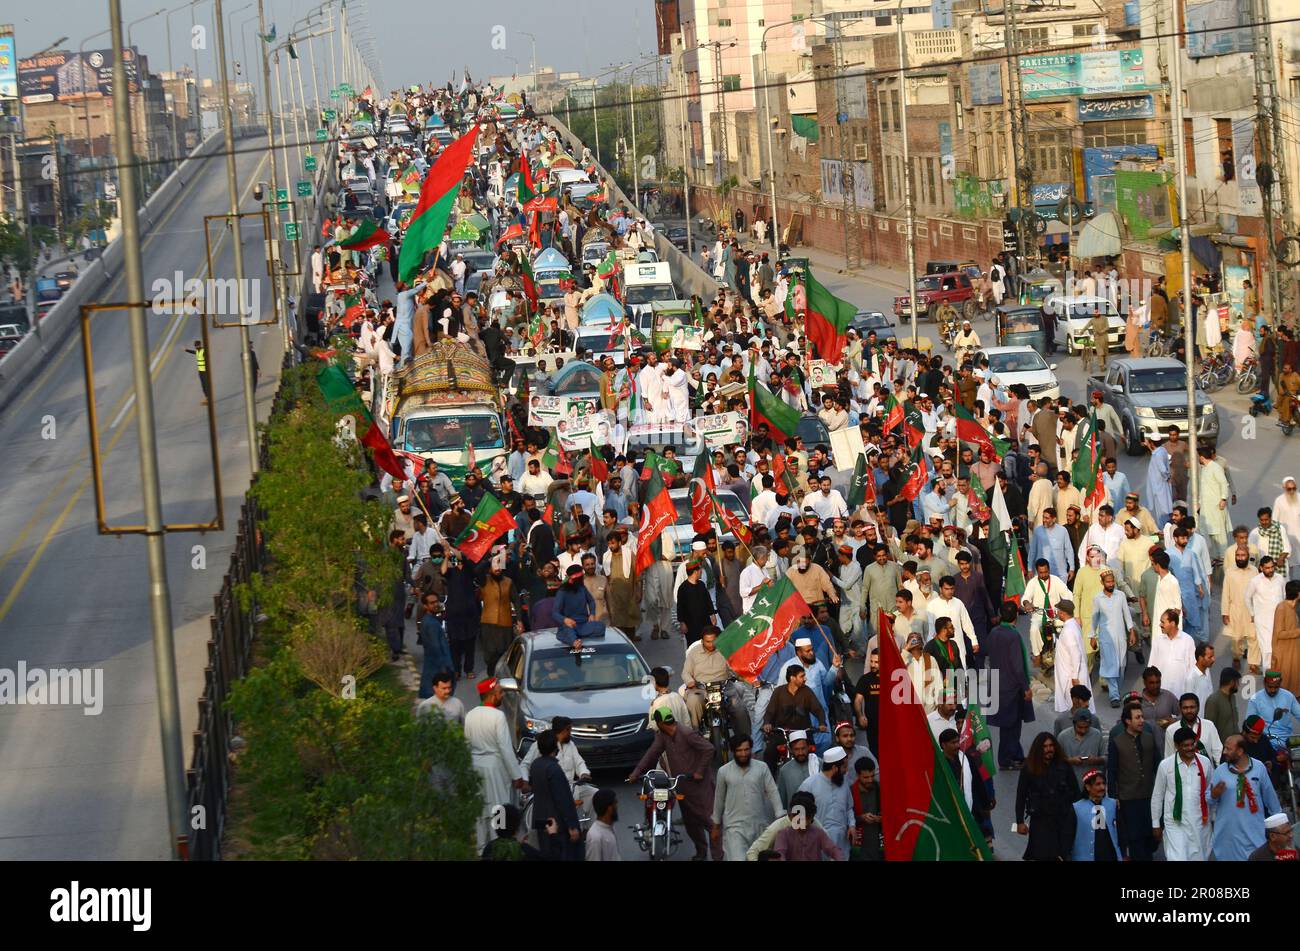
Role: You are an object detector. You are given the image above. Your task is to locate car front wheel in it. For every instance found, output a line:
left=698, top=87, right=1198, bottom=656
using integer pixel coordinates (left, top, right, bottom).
left=1124, top=419, right=1144, bottom=456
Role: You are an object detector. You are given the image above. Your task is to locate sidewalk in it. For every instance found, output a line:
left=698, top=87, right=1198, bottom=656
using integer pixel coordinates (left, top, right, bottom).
left=731, top=233, right=912, bottom=292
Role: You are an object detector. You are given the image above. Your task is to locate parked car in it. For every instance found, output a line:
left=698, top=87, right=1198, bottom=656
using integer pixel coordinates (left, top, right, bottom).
left=1043, top=294, right=1126, bottom=355
left=494, top=627, right=655, bottom=769
left=894, top=271, right=978, bottom=323
left=976, top=346, right=1061, bottom=402
left=796, top=413, right=831, bottom=451
left=54, top=270, right=78, bottom=291
left=1087, top=357, right=1219, bottom=455
left=664, top=225, right=690, bottom=250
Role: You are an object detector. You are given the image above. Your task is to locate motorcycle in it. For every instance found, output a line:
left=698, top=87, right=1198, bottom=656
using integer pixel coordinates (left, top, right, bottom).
left=1195, top=350, right=1235, bottom=392
left=1279, top=395, right=1299, bottom=437
left=700, top=678, right=738, bottom=767
left=1236, top=357, right=1259, bottom=394
left=630, top=770, right=686, bottom=860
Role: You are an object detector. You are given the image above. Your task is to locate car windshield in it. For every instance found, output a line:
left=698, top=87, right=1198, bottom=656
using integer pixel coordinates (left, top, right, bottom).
left=1129, top=367, right=1187, bottom=393
left=528, top=643, right=649, bottom=692
left=987, top=350, right=1048, bottom=373
left=626, top=284, right=677, bottom=305
left=578, top=330, right=624, bottom=354
left=403, top=414, right=503, bottom=453
left=796, top=416, right=829, bottom=448
left=855, top=313, right=889, bottom=330
left=915, top=276, right=941, bottom=292
left=553, top=368, right=602, bottom=395
left=1066, top=301, right=1118, bottom=319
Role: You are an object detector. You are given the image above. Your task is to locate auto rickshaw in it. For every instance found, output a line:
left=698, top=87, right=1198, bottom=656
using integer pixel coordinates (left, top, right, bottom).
left=994, top=304, right=1048, bottom=350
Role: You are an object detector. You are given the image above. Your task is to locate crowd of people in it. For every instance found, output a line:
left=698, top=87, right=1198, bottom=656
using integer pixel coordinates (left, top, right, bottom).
left=315, top=78, right=1300, bottom=863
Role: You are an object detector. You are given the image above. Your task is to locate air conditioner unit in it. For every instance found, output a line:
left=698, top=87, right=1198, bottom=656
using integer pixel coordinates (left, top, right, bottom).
left=853, top=143, right=870, bottom=160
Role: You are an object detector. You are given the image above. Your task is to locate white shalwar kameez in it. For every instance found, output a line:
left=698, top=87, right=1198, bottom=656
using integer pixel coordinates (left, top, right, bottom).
left=1151, top=752, right=1214, bottom=861
left=464, top=704, right=526, bottom=850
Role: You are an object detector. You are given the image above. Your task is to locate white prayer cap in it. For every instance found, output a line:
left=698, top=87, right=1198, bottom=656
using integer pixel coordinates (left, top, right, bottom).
left=1265, top=813, right=1291, bottom=830
left=691, top=541, right=707, bottom=551
left=788, top=730, right=809, bottom=743
left=1124, top=516, right=1141, bottom=527
left=794, top=637, right=814, bottom=648
left=1283, top=476, right=1297, bottom=487
left=823, top=746, right=847, bottom=764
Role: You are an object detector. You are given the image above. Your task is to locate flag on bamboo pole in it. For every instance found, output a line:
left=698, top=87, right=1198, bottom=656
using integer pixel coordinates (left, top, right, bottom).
left=958, top=701, right=998, bottom=787
left=898, top=443, right=929, bottom=502
left=455, top=493, right=517, bottom=563
left=784, top=274, right=802, bottom=324
left=846, top=453, right=874, bottom=508
left=883, top=393, right=904, bottom=435
left=715, top=576, right=811, bottom=685
left=518, top=254, right=539, bottom=308
left=635, top=467, right=676, bottom=573
left=709, top=487, right=753, bottom=546
left=878, top=609, right=993, bottom=860
left=340, top=291, right=366, bottom=328
left=692, top=450, right=716, bottom=491
left=398, top=124, right=480, bottom=283
left=689, top=478, right=712, bottom=534
left=1070, top=409, right=1107, bottom=510
left=517, top=155, right=537, bottom=204
left=748, top=362, right=800, bottom=443
left=952, top=402, right=1001, bottom=460
left=1003, top=532, right=1028, bottom=605
left=988, top=480, right=1013, bottom=570
left=315, top=364, right=407, bottom=479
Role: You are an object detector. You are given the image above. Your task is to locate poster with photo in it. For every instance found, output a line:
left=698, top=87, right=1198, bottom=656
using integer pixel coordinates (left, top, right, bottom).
left=694, top=412, right=749, bottom=449
left=808, top=360, right=834, bottom=389
left=671, top=325, right=705, bottom=350
left=529, top=396, right=597, bottom=428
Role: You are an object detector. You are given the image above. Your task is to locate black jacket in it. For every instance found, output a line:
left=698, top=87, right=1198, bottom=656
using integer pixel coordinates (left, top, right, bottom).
left=529, top=755, right=580, bottom=834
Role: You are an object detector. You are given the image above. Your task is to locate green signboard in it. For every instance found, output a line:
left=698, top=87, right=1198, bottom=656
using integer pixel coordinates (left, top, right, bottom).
left=304, top=154, right=318, bottom=172
left=329, top=87, right=340, bottom=100
left=324, top=108, right=336, bottom=121
left=315, top=128, right=328, bottom=142
left=296, top=180, right=312, bottom=197
left=1115, top=169, right=1175, bottom=239
left=275, top=188, right=289, bottom=204
left=285, top=222, right=301, bottom=242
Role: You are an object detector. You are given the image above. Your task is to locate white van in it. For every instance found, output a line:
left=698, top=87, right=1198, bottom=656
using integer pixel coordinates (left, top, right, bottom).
left=622, top=261, right=677, bottom=319
left=549, top=167, right=590, bottom=190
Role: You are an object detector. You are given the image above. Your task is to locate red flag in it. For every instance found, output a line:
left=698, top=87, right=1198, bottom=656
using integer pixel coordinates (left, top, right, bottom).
left=690, top=478, right=712, bottom=534
left=710, top=488, right=753, bottom=546
left=635, top=468, right=676, bottom=573
left=359, top=419, right=408, bottom=481
left=900, top=443, right=929, bottom=502
left=590, top=454, right=609, bottom=483
left=455, top=493, right=517, bottom=563
left=878, top=609, right=993, bottom=860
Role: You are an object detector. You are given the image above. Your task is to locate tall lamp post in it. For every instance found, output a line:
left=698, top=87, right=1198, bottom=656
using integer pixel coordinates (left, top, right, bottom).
left=896, top=0, right=918, bottom=345
left=518, top=31, right=537, bottom=92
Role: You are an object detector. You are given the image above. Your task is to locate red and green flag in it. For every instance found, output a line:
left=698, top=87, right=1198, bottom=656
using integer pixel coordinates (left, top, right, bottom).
left=901, top=401, right=925, bottom=447
left=518, top=255, right=539, bottom=307
left=1003, top=531, right=1028, bottom=605
left=455, top=492, right=517, bottom=563
left=692, top=296, right=705, bottom=326
left=748, top=362, right=800, bottom=443
left=398, top=124, right=480, bottom=283
left=898, top=442, right=929, bottom=502
left=773, top=454, right=801, bottom=496
left=1071, top=409, right=1106, bottom=510
left=315, top=364, right=407, bottom=480
left=690, top=477, right=712, bottom=534
left=952, top=402, right=1001, bottom=460
left=784, top=275, right=802, bottom=324
left=882, top=393, right=904, bottom=435
left=635, top=466, right=676, bottom=573
left=878, top=610, right=993, bottom=861
left=337, top=218, right=391, bottom=252
left=459, top=433, right=476, bottom=478
left=958, top=701, right=999, bottom=786
left=846, top=453, right=875, bottom=508
left=341, top=292, right=366, bottom=328
left=517, top=155, right=537, bottom=204
left=715, top=576, right=811, bottom=685
left=803, top=267, right=857, bottom=365
left=709, top=487, right=753, bottom=546
left=692, top=450, right=716, bottom=491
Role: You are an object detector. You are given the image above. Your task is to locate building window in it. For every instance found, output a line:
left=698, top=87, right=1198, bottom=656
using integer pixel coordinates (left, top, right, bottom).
left=886, top=156, right=896, bottom=200
left=1021, top=27, right=1050, bottom=49
left=718, top=18, right=732, bottom=27
left=1184, top=118, right=1197, bottom=178
left=1081, top=119, right=1147, bottom=149
left=891, top=89, right=902, bottom=131
left=722, top=74, right=741, bottom=92
left=1216, top=118, right=1234, bottom=180
left=926, top=157, right=937, bottom=203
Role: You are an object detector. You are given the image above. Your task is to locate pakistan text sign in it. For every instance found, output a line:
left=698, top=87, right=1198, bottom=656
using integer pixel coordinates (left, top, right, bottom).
left=1020, top=49, right=1146, bottom=100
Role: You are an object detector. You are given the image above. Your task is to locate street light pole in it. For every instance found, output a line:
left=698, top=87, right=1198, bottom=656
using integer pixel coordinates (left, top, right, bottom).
left=213, top=0, right=260, bottom=474
left=1168, top=0, right=1198, bottom=513
left=519, top=31, right=537, bottom=92
left=106, top=0, right=187, bottom=861
left=259, top=0, right=291, bottom=354
left=896, top=0, right=918, bottom=345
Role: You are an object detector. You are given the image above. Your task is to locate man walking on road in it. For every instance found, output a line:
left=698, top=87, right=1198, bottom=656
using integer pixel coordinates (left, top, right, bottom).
left=712, top=734, right=783, bottom=861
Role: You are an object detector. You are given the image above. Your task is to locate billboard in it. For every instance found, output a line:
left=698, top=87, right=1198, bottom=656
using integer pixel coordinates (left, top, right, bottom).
left=968, top=62, right=1002, bottom=105
left=1081, top=143, right=1158, bottom=201
left=0, top=30, right=17, bottom=100
left=1186, top=0, right=1252, bottom=58
left=18, top=47, right=141, bottom=103
left=1115, top=169, right=1175, bottom=239
left=821, top=158, right=874, bottom=208
left=1077, top=94, right=1154, bottom=122
left=1020, top=49, right=1146, bottom=100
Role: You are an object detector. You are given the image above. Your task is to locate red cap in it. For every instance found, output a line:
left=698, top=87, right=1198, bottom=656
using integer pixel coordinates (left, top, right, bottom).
left=476, top=677, right=498, bottom=697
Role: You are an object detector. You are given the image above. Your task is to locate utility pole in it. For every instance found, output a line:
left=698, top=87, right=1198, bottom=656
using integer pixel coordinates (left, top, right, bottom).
left=1004, top=0, right=1033, bottom=268
left=1251, top=0, right=1291, bottom=324
left=897, top=1, right=918, bottom=344
left=832, top=22, right=861, bottom=270
left=712, top=41, right=727, bottom=186
left=1167, top=0, right=1198, bottom=514
left=214, top=0, right=260, bottom=474
left=107, top=0, right=187, bottom=861
left=677, top=67, right=693, bottom=255
left=259, top=0, right=292, bottom=355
